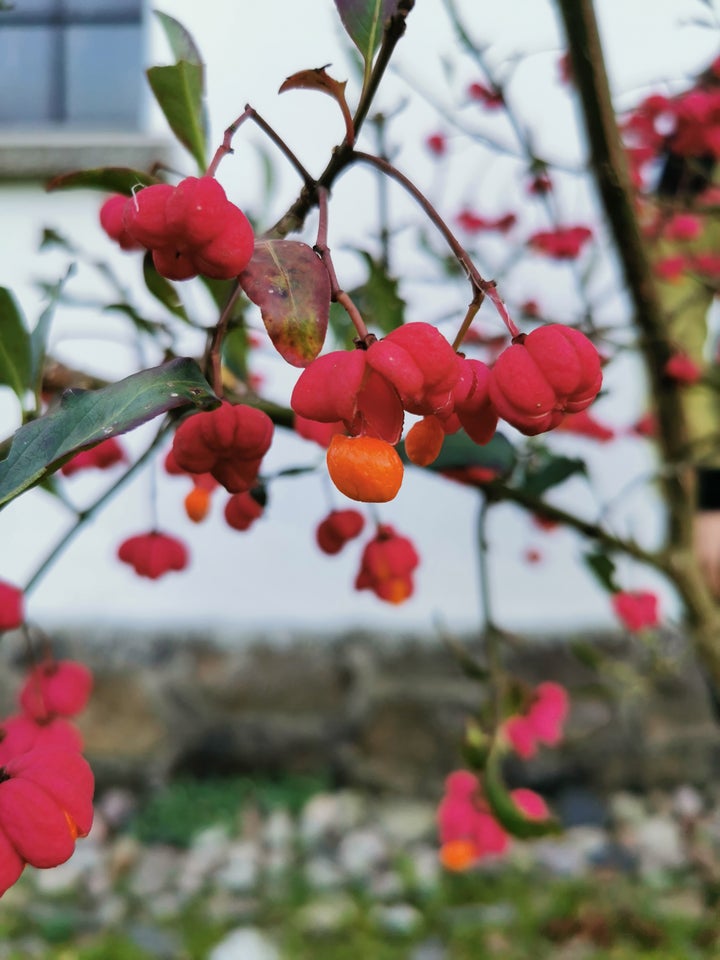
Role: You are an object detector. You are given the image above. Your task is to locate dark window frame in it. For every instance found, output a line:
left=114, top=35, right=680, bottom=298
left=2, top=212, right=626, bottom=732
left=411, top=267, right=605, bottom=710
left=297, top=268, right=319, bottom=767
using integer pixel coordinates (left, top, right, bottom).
left=0, top=1, right=144, bottom=127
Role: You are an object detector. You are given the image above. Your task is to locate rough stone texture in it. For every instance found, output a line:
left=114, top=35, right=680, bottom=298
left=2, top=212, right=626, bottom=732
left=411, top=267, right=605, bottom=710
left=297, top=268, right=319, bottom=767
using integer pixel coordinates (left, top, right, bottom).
left=2, top=628, right=719, bottom=794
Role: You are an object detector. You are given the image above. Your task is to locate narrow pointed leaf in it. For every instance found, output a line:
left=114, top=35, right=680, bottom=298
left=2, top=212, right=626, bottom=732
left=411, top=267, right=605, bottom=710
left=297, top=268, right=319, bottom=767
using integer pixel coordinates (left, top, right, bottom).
left=222, top=324, right=251, bottom=382
left=334, top=0, right=401, bottom=67
left=142, top=253, right=190, bottom=323
left=0, top=288, right=31, bottom=401
left=420, top=430, right=516, bottom=475
left=351, top=252, right=405, bottom=335
left=154, top=11, right=203, bottom=65
left=0, top=358, right=218, bottom=509
left=483, top=747, right=561, bottom=839
left=146, top=62, right=206, bottom=172
left=583, top=549, right=619, bottom=593
left=279, top=67, right=354, bottom=142
left=520, top=452, right=586, bottom=496
left=239, top=240, right=330, bottom=368
left=30, top=265, right=75, bottom=398
left=46, top=167, right=159, bottom=195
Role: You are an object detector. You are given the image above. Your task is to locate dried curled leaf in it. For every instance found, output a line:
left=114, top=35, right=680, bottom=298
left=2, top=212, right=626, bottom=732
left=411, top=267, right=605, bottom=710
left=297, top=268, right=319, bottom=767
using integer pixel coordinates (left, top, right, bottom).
left=279, top=66, right=354, bottom=144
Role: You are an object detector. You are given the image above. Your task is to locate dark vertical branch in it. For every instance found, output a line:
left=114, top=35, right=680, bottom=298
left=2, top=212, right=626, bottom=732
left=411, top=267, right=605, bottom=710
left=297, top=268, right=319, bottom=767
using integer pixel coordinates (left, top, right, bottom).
left=556, top=0, right=720, bottom=686
left=556, top=0, right=692, bottom=543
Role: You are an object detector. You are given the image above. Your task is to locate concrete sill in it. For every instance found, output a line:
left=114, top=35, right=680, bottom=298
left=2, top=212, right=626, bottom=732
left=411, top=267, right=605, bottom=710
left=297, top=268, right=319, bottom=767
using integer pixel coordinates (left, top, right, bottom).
left=0, top=130, right=173, bottom=182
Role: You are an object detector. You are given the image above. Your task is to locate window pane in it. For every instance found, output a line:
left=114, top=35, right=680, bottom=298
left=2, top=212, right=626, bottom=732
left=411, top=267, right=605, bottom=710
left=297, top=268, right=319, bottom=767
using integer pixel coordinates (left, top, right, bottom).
left=0, top=0, right=58, bottom=23
left=64, top=0, right=141, bottom=17
left=66, top=25, right=143, bottom=128
left=0, top=27, right=53, bottom=123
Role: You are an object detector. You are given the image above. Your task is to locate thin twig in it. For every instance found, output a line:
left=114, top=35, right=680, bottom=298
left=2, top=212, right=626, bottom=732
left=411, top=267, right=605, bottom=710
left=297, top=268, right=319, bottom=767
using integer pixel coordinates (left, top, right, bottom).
left=23, top=422, right=174, bottom=596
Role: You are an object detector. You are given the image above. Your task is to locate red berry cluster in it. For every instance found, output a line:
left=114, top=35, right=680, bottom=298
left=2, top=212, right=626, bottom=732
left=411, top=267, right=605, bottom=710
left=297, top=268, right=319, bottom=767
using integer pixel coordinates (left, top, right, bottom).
left=117, top=531, right=189, bottom=580
left=224, top=489, right=265, bottom=532
left=315, top=509, right=365, bottom=555
left=355, top=524, right=420, bottom=604
left=528, top=225, right=593, bottom=260
left=172, top=402, right=273, bottom=494
left=488, top=325, right=603, bottom=435
left=292, top=320, right=602, bottom=500
left=99, top=176, right=254, bottom=282
left=438, top=770, right=548, bottom=871
left=611, top=589, right=660, bottom=633
left=0, top=658, right=94, bottom=897
left=313, top=511, right=418, bottom=605
left=60, top=437, right=127, bottom=477
left=502, top=682, right=569, bottom=760
left=0, top=580, right=24, bottom=632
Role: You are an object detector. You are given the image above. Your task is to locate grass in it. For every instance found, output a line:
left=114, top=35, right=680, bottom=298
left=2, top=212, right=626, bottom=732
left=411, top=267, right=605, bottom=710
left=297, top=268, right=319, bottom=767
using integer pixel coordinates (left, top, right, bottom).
left=129, top=774, right=328, bottom=847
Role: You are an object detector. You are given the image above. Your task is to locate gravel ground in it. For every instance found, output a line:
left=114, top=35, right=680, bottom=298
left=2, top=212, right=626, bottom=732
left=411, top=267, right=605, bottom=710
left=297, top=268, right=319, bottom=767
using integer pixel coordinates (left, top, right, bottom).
left=3, top=780, right=720, bottom=959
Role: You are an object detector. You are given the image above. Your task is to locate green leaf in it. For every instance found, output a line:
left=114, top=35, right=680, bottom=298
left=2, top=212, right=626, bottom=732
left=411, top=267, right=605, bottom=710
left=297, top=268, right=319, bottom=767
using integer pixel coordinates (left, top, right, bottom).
left=199, top=276, right=239, bottom=313
left=350, top=252, right=405, bottom=336
left=39, top=228, right=76, bottom=252
left=30, top=265, right=75, bottom=400
left=46, top=167, right=159, bottom=195
left=420, top=430, right=516, bottom=476
left=239, top=240, right=330, bottom=368
left=142, top=253, right=190, bottom=323
left=333, top=0, right=400, bottom=69
left=154, top=10, right=203, bottom=65
left=0, top=288, right=31, bottom=401
left=222, top=323, right=250, bottom=382
left=583, top=549, right=619, bottom=594
left=146, top=62, right=207, bottom=172
left=520, top=450, right=586, bottom=497
left=482, top=747, right=561, bottom=839
left=0, top=357, right=218, bottom=510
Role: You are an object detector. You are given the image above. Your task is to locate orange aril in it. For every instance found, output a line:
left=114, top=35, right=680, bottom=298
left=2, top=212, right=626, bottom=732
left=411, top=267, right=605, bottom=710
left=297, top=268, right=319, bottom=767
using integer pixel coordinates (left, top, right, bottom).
left=184, top=485, right=212, bottom=523
left=326, top=434, right=404, bottom=503
left=439, top=839, right=477, bottom=872
left=405, top=415, right=445, bottom=466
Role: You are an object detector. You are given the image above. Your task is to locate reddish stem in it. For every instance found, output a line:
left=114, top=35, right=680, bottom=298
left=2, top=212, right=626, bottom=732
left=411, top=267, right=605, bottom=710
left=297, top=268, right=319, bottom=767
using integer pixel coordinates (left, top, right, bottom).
left=314, top=188, right=369, bottom=341
left=352, top=151, right=520, bottom=339
left=206, top=105, right=314, bottom=187
left=205, top=282, right=243, bottom=396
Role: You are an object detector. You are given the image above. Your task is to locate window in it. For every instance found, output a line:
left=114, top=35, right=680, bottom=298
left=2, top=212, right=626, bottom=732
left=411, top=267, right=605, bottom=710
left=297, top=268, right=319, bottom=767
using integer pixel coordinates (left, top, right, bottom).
left=0, top=0, right=144, bottom=130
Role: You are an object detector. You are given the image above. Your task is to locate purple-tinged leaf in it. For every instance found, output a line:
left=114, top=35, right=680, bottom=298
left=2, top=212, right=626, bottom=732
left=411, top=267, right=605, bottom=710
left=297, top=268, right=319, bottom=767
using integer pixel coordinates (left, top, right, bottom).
left=333, top=0, right=401, bottom=67
left=154, top=10, right=203, bottom=66
left=0, top=358, right=218, bottom=509
left=239, top=241, right=330, bottom=368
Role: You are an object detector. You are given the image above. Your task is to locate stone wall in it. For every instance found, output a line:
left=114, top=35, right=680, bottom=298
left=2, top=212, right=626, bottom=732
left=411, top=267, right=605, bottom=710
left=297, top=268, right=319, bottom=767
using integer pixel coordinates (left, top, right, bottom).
left=3, top=627, right=719, bottom=795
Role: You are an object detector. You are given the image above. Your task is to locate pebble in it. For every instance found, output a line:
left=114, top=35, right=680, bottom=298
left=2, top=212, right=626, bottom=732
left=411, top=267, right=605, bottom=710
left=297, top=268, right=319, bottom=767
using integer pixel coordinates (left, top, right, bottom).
left=208, top=926, right=280, bottom=960
left=215, top=840, right=261, bottom=893
left=128, top=845, right=182, bottom=897
left=633, top=815, right=686, bottom=873
left=305, top=855, right=345, bottom=891
left=338, top=827, right=388, bottom=879
left=411, top=939, right=448, bottom=960
left=609, top=791, right=648, bottom=827
left=263, top=808, right=294, bottom=850
left=372, top=902, right=424, bottom=935
left=296, top=893, right=359, bottom=935
left=376, top=800, right=436, bottom=845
